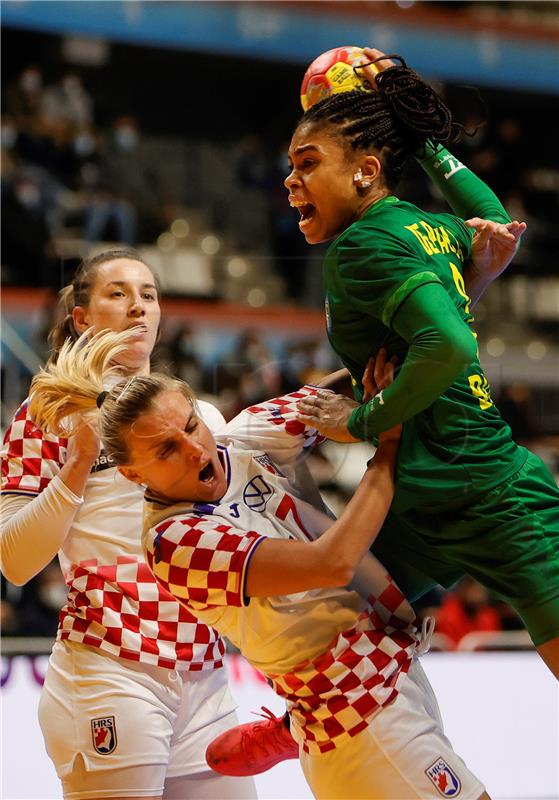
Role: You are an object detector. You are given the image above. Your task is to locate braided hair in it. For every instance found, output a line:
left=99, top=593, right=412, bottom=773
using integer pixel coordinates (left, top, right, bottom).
left=300, top=57, right=463, bottom=189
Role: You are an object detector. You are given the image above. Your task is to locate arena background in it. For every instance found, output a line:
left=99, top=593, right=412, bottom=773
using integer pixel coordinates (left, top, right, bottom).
left=1, top=2, right=558, bottom=798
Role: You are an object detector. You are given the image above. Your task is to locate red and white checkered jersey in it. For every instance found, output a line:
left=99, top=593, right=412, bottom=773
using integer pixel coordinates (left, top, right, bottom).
left=1, top=399, right=225, bottom=671
left=143, top=386, right=419, bottom=752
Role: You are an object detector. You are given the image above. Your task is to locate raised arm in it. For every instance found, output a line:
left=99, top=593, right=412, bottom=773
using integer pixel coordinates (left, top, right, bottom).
left=0, top=414, right=99, bottom=585
left=244, top=426, right=400, bottom=596
left=361, top=47, right=526, bottom=300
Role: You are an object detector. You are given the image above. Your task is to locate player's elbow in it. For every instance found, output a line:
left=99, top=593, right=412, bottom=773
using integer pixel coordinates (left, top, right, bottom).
left=0, top=563, right=29, bottom=586
left=323, top=557, right=357, bottom=587
left=447, top=332, right=478, bottom=374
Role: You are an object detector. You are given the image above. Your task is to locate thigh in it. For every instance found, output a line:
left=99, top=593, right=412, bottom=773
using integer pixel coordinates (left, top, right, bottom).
left=62, top=755, right=166, bottom=800
left=164, top=771, right=257, bottom=800
left=434, top=453, right=559, bottom=637
left=39, top=641, right=179, bottom=790
left=300, top=661, right=486, bottom=800
left=165, top=668, right=257, bottom=798
left=372, top=512, right=463, bottom=601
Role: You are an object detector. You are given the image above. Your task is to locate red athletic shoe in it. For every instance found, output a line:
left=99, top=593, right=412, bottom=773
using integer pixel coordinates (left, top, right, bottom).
left=206, top=707, right=299, bottom=776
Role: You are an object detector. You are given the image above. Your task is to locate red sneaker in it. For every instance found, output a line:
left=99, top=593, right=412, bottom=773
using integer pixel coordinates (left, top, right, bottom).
left=206, top=707, right=299, bottom=776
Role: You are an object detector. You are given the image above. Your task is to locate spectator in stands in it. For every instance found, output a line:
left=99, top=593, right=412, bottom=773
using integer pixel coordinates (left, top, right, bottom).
left=1, top=175, right=57, bottom=286
left=267, top=141, right=311, bottom=303
left=4, top=65, right=44, bottom=128
left=14, top=559, right=66, bottom=638
left=83, top=115, right=163, bottom=245
left=433, top=577, right=502, bottom=649
left=40, top=69, right=94, bottom=129
left=168, top=324, right=205, bottom=391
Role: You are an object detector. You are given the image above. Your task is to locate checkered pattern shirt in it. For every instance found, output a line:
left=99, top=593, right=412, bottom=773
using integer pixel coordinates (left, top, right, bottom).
left=144, top=387, right=419, bottom=752
left=1, top=400, right=224, bottom=671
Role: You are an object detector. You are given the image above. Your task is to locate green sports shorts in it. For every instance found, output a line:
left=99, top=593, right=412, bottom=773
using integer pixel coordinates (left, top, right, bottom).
left=372, top=449, right=559, bottom=646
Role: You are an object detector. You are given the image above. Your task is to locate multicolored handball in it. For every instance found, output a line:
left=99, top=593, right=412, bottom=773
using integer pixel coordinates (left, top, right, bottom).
left=300, top=46, right=378, bottom=111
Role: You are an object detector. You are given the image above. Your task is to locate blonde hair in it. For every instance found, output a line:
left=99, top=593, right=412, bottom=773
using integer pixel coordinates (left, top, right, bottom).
left=29, top=330, right=195, bottom=465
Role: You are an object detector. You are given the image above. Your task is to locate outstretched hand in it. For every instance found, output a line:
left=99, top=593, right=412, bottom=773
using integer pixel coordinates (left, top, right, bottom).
left=296, top=390, right=361, bottom=443
left=357, top=48, right=396, bottom=90
left=297, top=349, right=398, bottom=443
left=466, top=218, right=527, bottom=280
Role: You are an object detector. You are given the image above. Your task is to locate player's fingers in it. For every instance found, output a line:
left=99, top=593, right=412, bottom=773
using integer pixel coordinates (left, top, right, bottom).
left=296, top=412, right=320, bottom=428
left=379, top=353, right=397, bottom=390
left=362, top=357, right=377, bottom=402
left=507, top=221, right=527, bottom=238
left=358, top=48, right=393, bottom=89
left=373, top=348, right=388, bottom=389
left=297, top=398, right=317, bottom=417
left=464, top=217, right=484, bottom=230
left=362, top=47, right=394, bottom=71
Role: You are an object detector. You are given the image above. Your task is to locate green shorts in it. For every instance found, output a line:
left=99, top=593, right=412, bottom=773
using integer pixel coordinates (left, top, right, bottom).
left=372, top=449, right=559, bottom=646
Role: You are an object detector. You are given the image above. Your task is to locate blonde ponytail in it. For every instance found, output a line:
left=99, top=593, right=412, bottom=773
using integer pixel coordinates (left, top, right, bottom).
left=29, top=330, right=134, bottom=436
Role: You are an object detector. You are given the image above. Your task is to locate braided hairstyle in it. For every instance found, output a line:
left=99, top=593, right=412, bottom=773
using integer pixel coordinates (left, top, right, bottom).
left=300, top=57, right=463, bottom=189
left=48, top=248, right=156, bottom=364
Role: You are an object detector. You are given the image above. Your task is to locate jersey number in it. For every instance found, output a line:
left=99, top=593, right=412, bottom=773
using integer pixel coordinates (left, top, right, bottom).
left=275, top=495, right=313, bottom=542
left=448, top=261, right=493, bottom=411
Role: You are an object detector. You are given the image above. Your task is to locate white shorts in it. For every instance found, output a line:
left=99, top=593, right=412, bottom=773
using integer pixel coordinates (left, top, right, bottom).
left=299, top=659, right=486, bottom=800
left=39, top=641, right=242, bottom=797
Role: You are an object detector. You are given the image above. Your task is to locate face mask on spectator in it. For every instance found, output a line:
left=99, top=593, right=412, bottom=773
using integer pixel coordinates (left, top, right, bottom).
left=20, top=69, right=42, bottom=93
left=15, top=181, right=41, bottom=209
left=74, top=133, right=96, bottom=156
left=114, top=127, right=138, bottom=150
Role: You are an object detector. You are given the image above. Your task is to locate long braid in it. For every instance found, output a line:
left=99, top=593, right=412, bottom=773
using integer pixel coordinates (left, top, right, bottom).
left=301, top=58, right=462, bottom=188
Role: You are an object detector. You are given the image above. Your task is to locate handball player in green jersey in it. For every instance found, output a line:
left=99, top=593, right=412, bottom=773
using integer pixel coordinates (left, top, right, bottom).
left=291, top=50, right=559, bottom=677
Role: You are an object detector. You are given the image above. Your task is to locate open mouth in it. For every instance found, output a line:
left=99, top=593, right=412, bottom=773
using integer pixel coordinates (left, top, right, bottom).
left=289, top=197, right=316, bottom=228
left=198, top=461, right=215, bottom=483
left=297, top=203, right=315, bottom=227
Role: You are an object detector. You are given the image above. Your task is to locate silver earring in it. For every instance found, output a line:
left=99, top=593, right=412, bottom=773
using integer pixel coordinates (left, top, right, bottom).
left=353, top=170, right=363, bottom=182
left=361, top=180, right=372, bottom=188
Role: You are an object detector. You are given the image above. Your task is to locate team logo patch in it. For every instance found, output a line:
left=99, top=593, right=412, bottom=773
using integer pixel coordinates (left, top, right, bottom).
left=425, top=758, right=461, bottom=797
left=91, top=716, right=117, bottom=754
left=243, top=475, right=274, bottom=511
left=254, top=454, right=281, bottom=476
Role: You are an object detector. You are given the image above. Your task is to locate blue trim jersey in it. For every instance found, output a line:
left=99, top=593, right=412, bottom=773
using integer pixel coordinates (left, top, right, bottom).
left=143, top=386, right=419, bottom=755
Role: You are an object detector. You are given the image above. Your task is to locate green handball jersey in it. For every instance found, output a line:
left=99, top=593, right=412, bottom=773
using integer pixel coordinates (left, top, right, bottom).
left=324, top=196, right=525, bottom=514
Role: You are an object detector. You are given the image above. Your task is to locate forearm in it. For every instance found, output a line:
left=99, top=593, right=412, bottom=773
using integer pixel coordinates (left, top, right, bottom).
left=463, top=264, right=494, bottom=308
left=348, top=284, right=477, bottom=439
left=418, top=144, right=511, bottom=224
left=245, top=439, right=398, bottom=597
left=0, top=475, right=82, bottom=584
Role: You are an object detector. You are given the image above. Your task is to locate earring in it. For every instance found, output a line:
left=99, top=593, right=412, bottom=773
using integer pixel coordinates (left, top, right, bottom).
left=361, top=180, right=372, bottom=188
left=353, top=170, right=363, bottom=182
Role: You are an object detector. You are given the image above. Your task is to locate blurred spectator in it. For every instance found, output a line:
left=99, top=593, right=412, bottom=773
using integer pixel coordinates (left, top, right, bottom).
left=14, top=559, right=66, bottom=638
left=83, top=114, right=164, bottom=244
left=4, top=65, right=44, bottom=127
left=1, top=175, right=58, bottom=286
left=267, top=141, right=310, bottom=304
left=214, top=329, right=282, bottom=418
left=40, top=69, right=94, bottom=128
left=433, top=576, right=502, bottom=648
left=169, top=324, right=205, bottom=391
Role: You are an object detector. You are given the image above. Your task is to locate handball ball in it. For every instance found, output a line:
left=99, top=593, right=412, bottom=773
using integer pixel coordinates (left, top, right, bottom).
left=300, top=46, right=377, bottom=111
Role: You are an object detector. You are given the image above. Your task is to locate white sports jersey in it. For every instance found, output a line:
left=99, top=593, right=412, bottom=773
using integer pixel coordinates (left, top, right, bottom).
left=1, top=399, right=225, bottom=671
left=144, top=386, right=419, bottom=754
